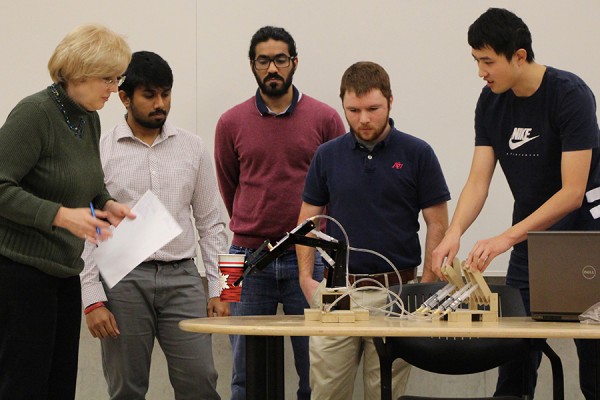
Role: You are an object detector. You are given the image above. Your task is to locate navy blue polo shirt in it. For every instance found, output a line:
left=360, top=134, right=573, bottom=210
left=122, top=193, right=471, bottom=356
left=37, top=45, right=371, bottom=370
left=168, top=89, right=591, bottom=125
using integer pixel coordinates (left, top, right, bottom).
left=302, top=119, right=450, bottom=274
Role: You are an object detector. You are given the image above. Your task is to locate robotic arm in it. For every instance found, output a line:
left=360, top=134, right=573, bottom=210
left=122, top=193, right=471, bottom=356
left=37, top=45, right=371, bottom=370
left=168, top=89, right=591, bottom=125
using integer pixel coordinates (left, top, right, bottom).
left=234, top=219, right=348, bottom=288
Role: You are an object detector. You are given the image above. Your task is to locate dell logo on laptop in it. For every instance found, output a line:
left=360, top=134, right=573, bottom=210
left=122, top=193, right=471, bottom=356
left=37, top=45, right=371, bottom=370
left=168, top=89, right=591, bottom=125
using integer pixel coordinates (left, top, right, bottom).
left=582, top=265, right=597, bottom=280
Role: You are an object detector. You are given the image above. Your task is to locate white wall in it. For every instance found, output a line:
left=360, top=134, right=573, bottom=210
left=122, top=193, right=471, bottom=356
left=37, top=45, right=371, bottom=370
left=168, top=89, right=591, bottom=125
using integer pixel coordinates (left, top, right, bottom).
left=2, top=0, right=600, bottom=275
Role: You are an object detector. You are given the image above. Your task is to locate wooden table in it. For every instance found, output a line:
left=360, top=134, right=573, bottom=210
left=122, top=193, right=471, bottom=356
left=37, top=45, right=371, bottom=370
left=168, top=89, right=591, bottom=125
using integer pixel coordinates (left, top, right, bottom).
left=180, top=315, right=600, bottom=399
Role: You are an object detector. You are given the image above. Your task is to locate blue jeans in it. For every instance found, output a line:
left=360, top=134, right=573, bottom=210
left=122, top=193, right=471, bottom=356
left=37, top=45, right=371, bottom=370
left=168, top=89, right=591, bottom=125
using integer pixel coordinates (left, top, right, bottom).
left=228, top=245, right=323, bottom=400
left=496, top=252, right=598, bottom=400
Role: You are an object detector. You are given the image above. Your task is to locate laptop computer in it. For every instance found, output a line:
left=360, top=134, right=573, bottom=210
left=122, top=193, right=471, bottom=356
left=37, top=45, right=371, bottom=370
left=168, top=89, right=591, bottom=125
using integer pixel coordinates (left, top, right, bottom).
left=528, top=231, right=600, bottom=322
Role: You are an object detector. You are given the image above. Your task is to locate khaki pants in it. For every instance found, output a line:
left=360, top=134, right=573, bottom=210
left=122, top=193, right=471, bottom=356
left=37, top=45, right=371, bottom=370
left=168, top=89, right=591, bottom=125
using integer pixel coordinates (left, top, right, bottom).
left=310, top=283, right=412, bottom=400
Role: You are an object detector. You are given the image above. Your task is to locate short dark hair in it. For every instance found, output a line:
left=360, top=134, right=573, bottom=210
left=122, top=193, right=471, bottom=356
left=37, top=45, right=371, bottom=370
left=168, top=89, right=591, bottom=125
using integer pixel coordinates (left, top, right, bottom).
left=248, top=26, right=297, bottom=60
left=339, top=62, right=392, bottom=102
left=119, top=51, right=173, bottom=98
left=468, top=8, right=535, bottom=62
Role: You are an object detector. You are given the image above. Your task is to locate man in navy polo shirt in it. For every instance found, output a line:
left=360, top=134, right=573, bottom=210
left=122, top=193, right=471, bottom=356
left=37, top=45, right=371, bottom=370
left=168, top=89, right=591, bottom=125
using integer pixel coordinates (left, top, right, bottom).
left=297, top=61, right=450, bottom=400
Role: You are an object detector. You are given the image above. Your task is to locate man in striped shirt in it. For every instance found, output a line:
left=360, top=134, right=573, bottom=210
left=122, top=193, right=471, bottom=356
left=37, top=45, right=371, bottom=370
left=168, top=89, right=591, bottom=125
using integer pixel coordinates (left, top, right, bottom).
left=80, top=51, right=226, bottom=400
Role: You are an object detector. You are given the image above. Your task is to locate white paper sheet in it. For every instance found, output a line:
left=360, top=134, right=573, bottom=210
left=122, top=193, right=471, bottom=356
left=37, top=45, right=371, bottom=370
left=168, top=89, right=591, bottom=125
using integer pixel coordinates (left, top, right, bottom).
left=93, top=190, right=182, bottom=288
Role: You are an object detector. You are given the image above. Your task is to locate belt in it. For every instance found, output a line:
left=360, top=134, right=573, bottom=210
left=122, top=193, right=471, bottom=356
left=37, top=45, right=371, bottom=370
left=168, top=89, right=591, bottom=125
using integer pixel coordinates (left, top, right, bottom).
left=144, top=258, right=193, bottom=266
left=347, top=268, right=417, bottom=288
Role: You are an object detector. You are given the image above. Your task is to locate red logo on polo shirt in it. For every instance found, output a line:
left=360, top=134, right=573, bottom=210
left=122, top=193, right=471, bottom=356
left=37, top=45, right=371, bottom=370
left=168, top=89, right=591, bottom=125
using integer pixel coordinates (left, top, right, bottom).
left=392, top=162, right=404, bottom=169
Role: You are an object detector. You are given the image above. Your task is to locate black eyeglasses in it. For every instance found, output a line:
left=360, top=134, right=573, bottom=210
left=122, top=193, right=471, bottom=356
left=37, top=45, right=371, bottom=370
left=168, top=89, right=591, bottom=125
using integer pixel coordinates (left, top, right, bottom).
left=253, top=55, right=296, bottom=70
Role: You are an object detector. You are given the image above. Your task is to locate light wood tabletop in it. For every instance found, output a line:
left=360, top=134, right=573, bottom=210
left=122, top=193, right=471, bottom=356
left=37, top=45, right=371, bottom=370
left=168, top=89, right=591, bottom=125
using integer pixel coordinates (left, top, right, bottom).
left=179, top=315, right=600, bottom=339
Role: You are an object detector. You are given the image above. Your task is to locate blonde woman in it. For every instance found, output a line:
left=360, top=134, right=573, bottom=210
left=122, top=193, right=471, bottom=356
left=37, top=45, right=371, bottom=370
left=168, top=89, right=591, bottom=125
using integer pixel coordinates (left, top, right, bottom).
left=0, top=24, right=133, bottom=399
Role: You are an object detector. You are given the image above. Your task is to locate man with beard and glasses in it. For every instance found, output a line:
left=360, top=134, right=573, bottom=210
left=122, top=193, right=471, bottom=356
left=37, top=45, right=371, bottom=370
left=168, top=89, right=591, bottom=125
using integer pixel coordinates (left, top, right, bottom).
left=214, top=26, right=345, bottom=400
left=297, top=62, right=450, bottom=400
left=80, top=51, right=226, bottom=400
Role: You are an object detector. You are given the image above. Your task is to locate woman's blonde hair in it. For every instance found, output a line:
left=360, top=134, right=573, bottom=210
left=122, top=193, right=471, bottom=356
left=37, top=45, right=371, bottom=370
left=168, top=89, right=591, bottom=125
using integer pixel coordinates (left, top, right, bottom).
left=48, top=24, right=131, bottom=83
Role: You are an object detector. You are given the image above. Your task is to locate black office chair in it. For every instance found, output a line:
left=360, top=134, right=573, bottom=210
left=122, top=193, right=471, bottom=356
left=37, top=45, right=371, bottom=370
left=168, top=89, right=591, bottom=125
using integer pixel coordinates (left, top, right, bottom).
left=374, top=283, right=564, bottom=400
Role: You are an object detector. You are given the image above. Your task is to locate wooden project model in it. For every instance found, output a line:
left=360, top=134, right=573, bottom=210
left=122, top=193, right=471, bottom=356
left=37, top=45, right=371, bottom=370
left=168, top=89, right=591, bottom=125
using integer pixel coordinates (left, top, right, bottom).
left=303, top=257, right=498, bottom=323
left=304, top=287, right=370, bottom=323
left=438, top=258, right=498, bottom=323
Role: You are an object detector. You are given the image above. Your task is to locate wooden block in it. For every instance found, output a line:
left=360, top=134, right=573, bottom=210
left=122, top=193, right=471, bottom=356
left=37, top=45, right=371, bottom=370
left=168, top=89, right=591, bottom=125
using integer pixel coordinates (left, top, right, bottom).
left=321, top=312, right=340, bottom=323
left=304, top=309, right=322, bottom=321
left=442, top=257, right=464, bottom=289
left=336, top=311, right=356, bottom=323
left=353, top=309, right=370, bottom=321
left=447, top=309, right=480, bottom=323
left=310, top=309, right=370, bottom=323
left=463, top=264, right=492, bottom=306
left=448, top=311, right=473, bottom=323
left=488, top=293, right=499, bottom=313
left=481, top=311, right=498, bottom=323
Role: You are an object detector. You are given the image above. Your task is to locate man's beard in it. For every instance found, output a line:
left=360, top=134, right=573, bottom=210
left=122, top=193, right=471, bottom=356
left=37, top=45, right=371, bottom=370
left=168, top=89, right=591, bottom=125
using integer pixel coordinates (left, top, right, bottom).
left=254, top=67, right=296, bottom=98
left=131, top=103, right=167, bottom=129
left=349, top=110, right=390, bottom=143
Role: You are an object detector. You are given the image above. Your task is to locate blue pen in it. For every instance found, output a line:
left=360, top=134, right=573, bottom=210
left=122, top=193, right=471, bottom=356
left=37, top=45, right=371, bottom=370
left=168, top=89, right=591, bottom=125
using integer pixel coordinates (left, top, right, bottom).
left=89, top=202, right=101, bottom=237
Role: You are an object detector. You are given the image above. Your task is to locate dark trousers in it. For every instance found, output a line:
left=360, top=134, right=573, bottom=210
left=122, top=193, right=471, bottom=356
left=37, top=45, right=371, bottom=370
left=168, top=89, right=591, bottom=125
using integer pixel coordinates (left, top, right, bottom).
left=496, top=255, right=598, bottom=399
left=0, top=255, right=81, bottom=400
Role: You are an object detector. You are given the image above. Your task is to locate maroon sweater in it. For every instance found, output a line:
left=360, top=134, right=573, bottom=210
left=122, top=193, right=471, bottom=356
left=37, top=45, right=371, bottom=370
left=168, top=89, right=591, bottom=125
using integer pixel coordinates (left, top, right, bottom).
left=215, top=91, right=345, bottom=248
